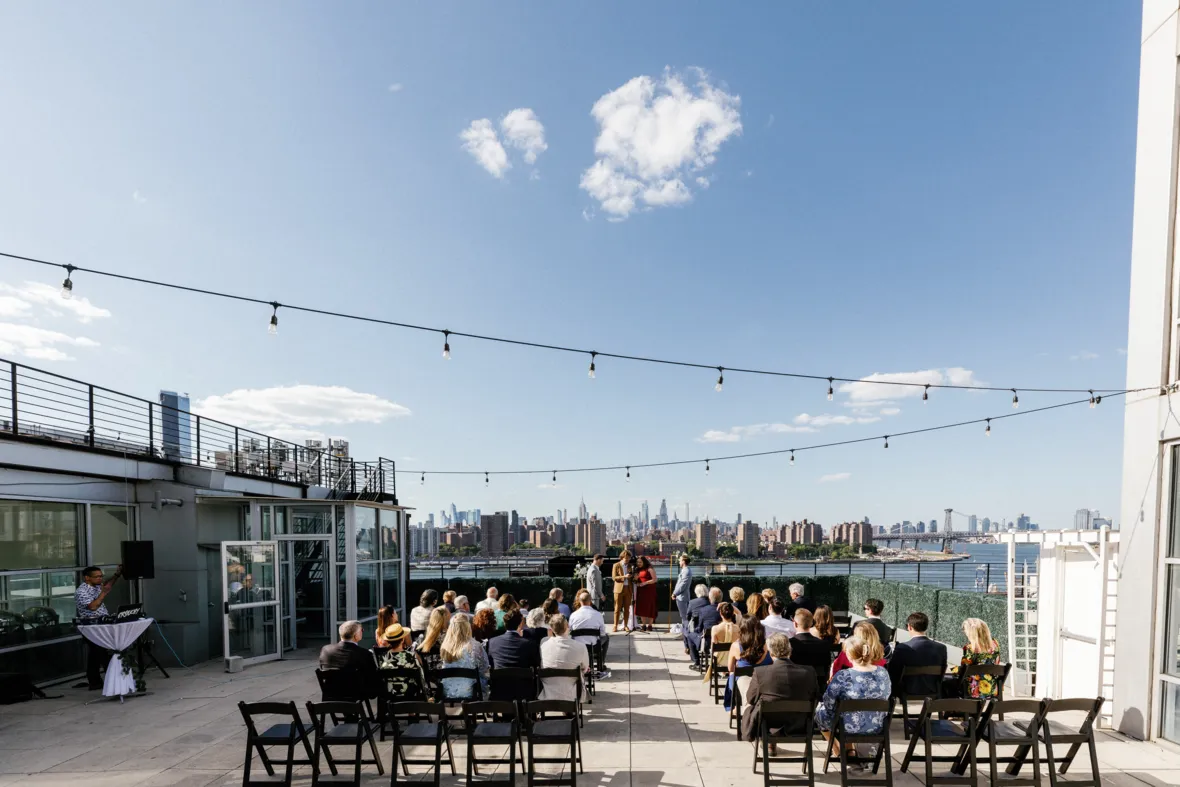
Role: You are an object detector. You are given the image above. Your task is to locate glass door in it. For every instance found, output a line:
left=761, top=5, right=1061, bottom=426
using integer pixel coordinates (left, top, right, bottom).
left=278, top=535, right=333, bottom=651
left=221, top=541, right=281, bottom=665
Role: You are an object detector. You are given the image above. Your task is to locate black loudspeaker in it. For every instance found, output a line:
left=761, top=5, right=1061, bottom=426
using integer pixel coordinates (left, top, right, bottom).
left=120, top=541, right=155, bottom=580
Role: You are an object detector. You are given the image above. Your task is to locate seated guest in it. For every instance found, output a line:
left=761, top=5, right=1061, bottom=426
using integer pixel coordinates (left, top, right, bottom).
left=375, top=605, right=400, bottom=647
left=887, top=612, right=947, bottom=700
left=785, top=583, right=817, bottom=617
left=570, top=589, right=610, bottom=678
left=686, top=587, right=723, bottom=666
left=539, top=615, right=590, bottom=702
left=472, top=608, right=498, bottom=643
left=442, top=590, right=457, bottom=615
left=452, top=595, right=472, bottom=621
left=542, top=598, right=560, bottom=620
left=524, top=607, right=550, bottom=642
left=861, top=599, right=894, bottom=657
left=815, top=627, right=891, bottom=746
left=761, top=588, right=777, bottom=604
left=685, top=584, right=710, bottom=634
left=488, top=609, right=541, bottom=701
left=711, top=602, right=740, bottom=646
left=788, top=609, right=832, bottom=695
left=374, top=623, right=425, bottom=700
left=746, top=592, right=769, bottom=622
left=762, top=598, right=797, bottom=639
left=319, top=620, right=379, bottom=699
left=811, top=605, right=842, bottom=651
left=549, top=588, right=572, bottom=618
left=476, top=587, right=499, bottom=612
left=729, top=586, right=748, bottom=617
left=742, top=634, right=819, bottom=744
left=439, top=615, right=490, bottom=700
left=411, top=589, right=439, bottom=634
left=495, top=594, right=520, bottom=631
left=413, top=607, right=450, bottom=674
left=951, top=618, right=1003, bottom=699
left=725, top=616, right=772, bottom=711
left=830, top=622, right=887, bottom=679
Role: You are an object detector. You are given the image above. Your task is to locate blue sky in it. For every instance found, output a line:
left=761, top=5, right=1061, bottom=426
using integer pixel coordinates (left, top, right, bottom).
left=0, top=3, right=1143, bottom=529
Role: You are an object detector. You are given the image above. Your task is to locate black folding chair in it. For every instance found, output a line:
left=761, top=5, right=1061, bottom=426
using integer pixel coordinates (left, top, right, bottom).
left=822, top=697, right=896, bottom=787
left=899, top=698, right=981, bottom=786
left=710, top=639, right=733, bottom=703
left=491, top=667, right=538, bottom=703
left=753, top=699, right=817, bottom=787
left=376, top=667, right=428, bottom=740
left=729, top=665, right=756, bottom=741
left=895, top=666, right=948, bottom=733
left=388, top=701, right=455, bottom=787
left=305, top=700, right=384, bottom=787
left=238, top=701, right=316, bottom=787
left=429, top=666, right=484, bottom=732
left=524, top=699, right=581, bottom=787
left=315, top=667, right=377, bottom=722
left=537, top=667, right=586, bottom=728
left=969, top=699, right=1045, bottom=787
left=1012, top=697, right=1103, bottom=787
left=957, top=664, right=1011, bottom=715
left=569, top=629, right=601, bottom=699
left=464, top=700, right=526, bottom=786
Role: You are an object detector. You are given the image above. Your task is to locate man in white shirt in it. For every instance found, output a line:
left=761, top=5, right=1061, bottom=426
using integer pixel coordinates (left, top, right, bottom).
left=549, top=588, right=571, bottom=618
left=410, top=589, right=438, bottom=633
left=475, top=587, right=499, bottom=612
left=762, top=597, right=797, bottom=639
left=539, top=615, right=590, bottom=702
left=569, top=589, right=610, bottom=678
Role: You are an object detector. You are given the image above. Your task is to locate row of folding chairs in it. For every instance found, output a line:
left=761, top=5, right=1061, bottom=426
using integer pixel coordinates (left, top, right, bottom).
left=239, top=697, right=583, bottom=787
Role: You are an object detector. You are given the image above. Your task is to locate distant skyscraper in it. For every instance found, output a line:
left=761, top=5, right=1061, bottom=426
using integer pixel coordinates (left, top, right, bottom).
left=159, top=391, right=192, bottom=461
left=695, top=521, right=717, bottom=559
left=659, top=499, right=668, bottom=528
left=968, top=515, right=978, bottom=533
left=641, top=501, right=649, bottom=530
left=1075, top=508, right=1094, bottom=530
left=686, top=502, right=690, bottom=523
left=482, top=512, right=509, bottom=557
left=618, top=501, right=622, bottom=522
left=737, top=521, right=759, bottom=557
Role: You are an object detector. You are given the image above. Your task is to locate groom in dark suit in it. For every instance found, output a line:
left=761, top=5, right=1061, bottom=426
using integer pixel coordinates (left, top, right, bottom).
left=887, top=611, right=947, bottom=699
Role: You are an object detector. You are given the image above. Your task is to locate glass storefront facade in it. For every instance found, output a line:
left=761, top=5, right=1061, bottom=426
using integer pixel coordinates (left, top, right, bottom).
left=1162, top=446, right=1180, bottom=743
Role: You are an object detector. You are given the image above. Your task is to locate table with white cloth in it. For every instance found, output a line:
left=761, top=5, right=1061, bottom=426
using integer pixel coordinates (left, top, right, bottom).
left=77, top=617, right=154, bottom=698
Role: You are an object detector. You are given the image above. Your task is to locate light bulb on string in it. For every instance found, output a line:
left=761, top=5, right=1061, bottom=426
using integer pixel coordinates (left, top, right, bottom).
left=715, top=367, right=724, bottom=392
left=60, top=264, right=76, bottom=300
left=420, top=472, right=425, bottom=486
left=485, top=472, right=489, bottom=487
left=268, top=302, right=279, bottom=336
left=884, top=436, right=889, bottom=449
left=922, top=385, right=929, bottom=403
left=827, top=378, right=834, bottom=401
left=588, top=352, right=596, bottom=379
left=442, top=331, right=451, bottom=360
left=705, top=459, right=710, bottom=476
left=626, top=466, right=631, bottom=482
left=985, top=418, right=992, bottom=437
left=789, top=450, right=795, bottom=466
left=1012, top=390, right=1019, bottom=409
left=552, top=470, right=557, bottom=484
left=1089, top=391, right=1097, bottom=408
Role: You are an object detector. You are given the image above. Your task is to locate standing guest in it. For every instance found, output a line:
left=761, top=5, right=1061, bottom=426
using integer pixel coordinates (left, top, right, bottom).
left=830, top=622, right=887, bottom=679
left=74, top=564, right=123, bottom=689
left=439, top=616, right=490, bottom=700
left=442, top=590, right=457, bottom=615
left=472, top=608, right=498, bottom=643
left=374, top=624, right=425, bottom=700
left=788, top=609, right=832, bottom=695
left=815, top=627, right=891, bottom=754
left=375, top=605, right=400, bottom=647
left=634, top=556, right=659, bottom=632
left=785, top=583, right=817, bottom=617
left=452, top=595, right=472, bottom=621
left=586, top=554, right=606, bottom=611
left=612, top=550, right=635, bottom=632
left=711, top=602, right=740, bottom=646
left=887, top=612, right=947, bottom=700
left=495, top=594, right=519, bottom=631
left=742, top=634, right=819, bottom=744
left=762, top=598, right=796, bottom=638
left=549, top=588, right=571, bottom=618
left=414, top=607, right=450, bottom=674
left=729, top=587, right=748, bottom=617
left=812, top=605, right=842, bottom=650
left=570, top=589, right=610, bottom=678
left=524, top=607, right=550, bottom=642
left=488, top=609, right=541, bottom=701
left=539, top=615, right=590, bottom=702
left=724, top=616, right=772, bottom=711
left=476, top=587, right=499, bottom=612
left=672, top=555, right=693, bottom=645
left=952, top=618, right=1003, bottom=699
left=319, top=620, right=380, bottom=699
left=746, top=592, right=769, bottom=622
left=410, top=590, right=439, bottom=633
left=861, top=599, right=894, bottom=657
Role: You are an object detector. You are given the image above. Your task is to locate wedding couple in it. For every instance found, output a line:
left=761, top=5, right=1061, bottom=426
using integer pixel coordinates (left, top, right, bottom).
left=611, top=549, right=659, bottom=632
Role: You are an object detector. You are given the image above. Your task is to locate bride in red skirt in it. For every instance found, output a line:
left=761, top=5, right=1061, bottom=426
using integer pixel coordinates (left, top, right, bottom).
left=634, top=556, right=659, bottom=632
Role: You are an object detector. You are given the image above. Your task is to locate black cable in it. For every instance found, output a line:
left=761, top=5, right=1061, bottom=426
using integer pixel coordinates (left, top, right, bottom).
left=2, top=250, right=1131, bottom=395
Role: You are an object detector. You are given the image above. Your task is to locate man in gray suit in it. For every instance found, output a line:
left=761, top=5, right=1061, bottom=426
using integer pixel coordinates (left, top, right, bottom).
left=586, top=554, right=606, bottom=611
left=671, top=555, right=693, bottom=650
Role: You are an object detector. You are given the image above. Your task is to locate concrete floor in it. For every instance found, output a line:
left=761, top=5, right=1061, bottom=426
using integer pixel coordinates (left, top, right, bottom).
left=1, top=632, right=1178, bottom=786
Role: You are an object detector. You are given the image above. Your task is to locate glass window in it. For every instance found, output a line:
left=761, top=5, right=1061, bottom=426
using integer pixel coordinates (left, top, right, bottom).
left=290, top=506, right=332, bottom=535
left=1165, top=566, right=1180, bottom=679
left=336, top=507, right=347, bottom=563
left=356, top=507, right=376, bottom=561
left=1163, top=681, right=1180, bottom=744
left=337, top=566, right=348, bottom=620
left=0, top=501, right=80, bottom=570
left=379, top=510, right=398, bottom=562
left=261, top=507, right=271, bottom=541
left=90, top=505, right=132, bottom=566
left=1171, top=446, right=1180, bottom=558
left=356, top=562, right=377, bottom=620
left=381, top=560, right=400, bottom=612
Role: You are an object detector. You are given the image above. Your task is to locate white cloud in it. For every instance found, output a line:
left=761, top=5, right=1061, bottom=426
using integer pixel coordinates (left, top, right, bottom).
left=401, top=456, right=419, bottom=463
left=880, top=407, right=901, bottom=416
left=460, top=119, right=511, bottom=178
left=195, top=385, right=410, bottom=441
left=579, top=67, right=741, bottom=219
left=839, top=367, right=983, bottom=403
left=1117, top=347, right=1127, bottom=356
left=818, top=472, right=851, bottom=483
left=500, top=108, right=547, bottom=165
left=537, top=482, right=564, bottom=490
left=0, top=281, right=112, bottom=324
left=0, top=322, right=100, bottom=362
left=132, top=190, right=147, bottom=204
left=388, top=82, right=404, bottom=92
left=695, top=176, right=711, bottom=188
left=793, top=413, right=880, bottom=427
left=1071, top=351, right=1099, bottom=361
left=0, top=296, right=32, bottom=319
left=696, top=423, right=817, bottom=444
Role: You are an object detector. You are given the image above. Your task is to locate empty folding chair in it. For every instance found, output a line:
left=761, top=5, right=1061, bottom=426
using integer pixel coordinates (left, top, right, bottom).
left=1013, top=697, right=1104, bottom=787
left=238, top=701, right=316, bottom=787
left=710, top=639, right=733, bottom=703
left=490, top=667, right=538, bottom=704
left=305, top=700, right=385, bottom=787
left=894, top=665, right=945, bottom=734
left=970, top=699, right=1046, bottom=787
left=537, top=667, right=586, bottom=728
left=752, top=699, right=817, bottom=787
left=899, top=698, right=981, bottom=787
left=729, top=665, right=756, bottom=741
left=388, top=701, right=455, bottom=787
left=464, top=700, right=526, bottom=787
left=821, top=697, right=896, bottom=787
left=524, top=700, right=581, bottom=787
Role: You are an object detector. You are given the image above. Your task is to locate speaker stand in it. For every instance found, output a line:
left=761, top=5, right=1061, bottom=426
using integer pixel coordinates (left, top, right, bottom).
left=137, top=638, right=171, bottom=679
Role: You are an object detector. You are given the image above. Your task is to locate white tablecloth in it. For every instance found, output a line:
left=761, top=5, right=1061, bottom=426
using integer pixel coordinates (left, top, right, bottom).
left=78, top=618, right=154, bottom=697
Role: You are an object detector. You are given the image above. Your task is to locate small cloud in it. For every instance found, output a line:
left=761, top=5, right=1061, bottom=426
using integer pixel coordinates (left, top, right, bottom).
left=793, top=413, right=879, bottom=427
left=880, top=407, right=901, bottom=416
left=0, top=281, right=112, bottom=324
left=839, top=367, right=984, bottom=404
left=537, top=482, right=564, bottom=490
left=0, top=322, right=100, bottom=362
left=818, top=472, right=851, bottom=483
left=500, top=108, right=547, bottom=165
left=132, top=190, right=147, bottom=204
left=1116, top=348, right=1127, bottom=356
left=581, top=208, right=595, bottom=221
left=745, top=170, right=754, bottom=177
left=195, top=385, right=410, bottom=439
left=401, top=456, right=419, bottom=463
left=388, top=83, right=404, bottom=93
left=697, top=430, right=743, bottom=444
left=1070, top=351, right=1099, bottom=361
left=695, top=176, right=711, bottom=189
left=460, top=119, right=510, bottom=178
left=696, top=422, right=816, bottom=443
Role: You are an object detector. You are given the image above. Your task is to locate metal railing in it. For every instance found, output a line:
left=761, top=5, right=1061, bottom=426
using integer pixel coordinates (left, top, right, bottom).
left=0, top=357, right=396, bottom=499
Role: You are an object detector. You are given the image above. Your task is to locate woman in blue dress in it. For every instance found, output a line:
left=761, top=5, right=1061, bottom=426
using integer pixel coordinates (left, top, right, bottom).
left=438, top=615, right=491, bottom=700
left=723, top=616, right=772, bottom=711
left=815, top=622, right=891, bottom=758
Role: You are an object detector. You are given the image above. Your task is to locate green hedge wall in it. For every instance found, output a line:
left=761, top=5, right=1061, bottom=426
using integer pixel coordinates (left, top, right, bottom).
left=895, top=582, right=940, bottom=632
left=868, top=579, right=898, bottom=627
left=847, top=575, right=872, bottom=617
left=933, top=589, right=983, bottom=646
left=701, top=575, right=849, bottom=611
left=981, top=595, right=1009, bottom=658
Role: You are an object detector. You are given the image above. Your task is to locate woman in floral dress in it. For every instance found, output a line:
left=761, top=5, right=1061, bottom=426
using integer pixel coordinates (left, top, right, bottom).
left=953, top=617, right=1002, bottom=698
left=438, top=616, right=490, bottom=700
left=374, top=624, right=425, bottom=700
left=816, top=625, right=891, bottom=746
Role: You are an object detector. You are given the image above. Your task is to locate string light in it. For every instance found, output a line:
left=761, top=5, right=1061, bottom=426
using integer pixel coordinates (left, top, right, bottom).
left=715, top=367, right=724, bottom=392
left=60, top=264, right=76, bottom=300
left=588, top=352, right=597, bottom=379
left=706, top=459, right=711, bottom=475
left=789, top=450, right=795, bottom=466
left=828, top=378, right=834, bottom=401
left=626, top=466, right=631, bottom=482
left=1011, top=390, right=1019, bottom=409
left=1089, top=391, right=1097, bottom=408
left=485, top=472, right=489, bottom=487
left=442, top=331, right=451, bottom=360
left=420, top=472, right=425, bottom=485
left=923, top=385, right=929, bottom=403
left=985, top=418, right=991, bottom=436
left=884, top=436, right=889, bottom=449
left=268, top=302, right=279, bottom=336
left=552, top=470, right=557, bottom=484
